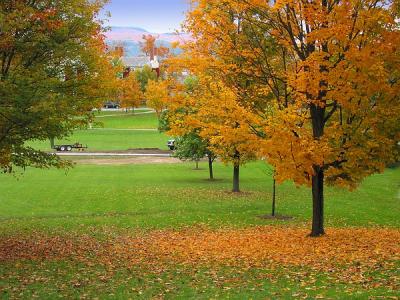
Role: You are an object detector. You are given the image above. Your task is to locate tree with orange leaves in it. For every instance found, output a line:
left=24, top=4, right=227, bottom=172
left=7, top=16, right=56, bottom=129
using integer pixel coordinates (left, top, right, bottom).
left=165, top=72, right=258, bottom=192
left=119, top=74, right=143, bottom=113
left=140, top=34, right=170, bottom=59
left=193, top=78, right=258, bottom=192
left=144, top=79, right=170, bottom=120
left=183, top=0, right=400, bottom=236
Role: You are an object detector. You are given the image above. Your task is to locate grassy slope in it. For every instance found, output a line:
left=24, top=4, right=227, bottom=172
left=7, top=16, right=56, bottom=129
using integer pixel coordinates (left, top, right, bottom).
left=0, top=163, right=399, bottom=299
left=5, top=112, right=400, bottom=299
left=1, top=162, right=398, bottom=234
left=94, top=112, right=159, bottom=129
left=28, top=112, right=169, bottom=151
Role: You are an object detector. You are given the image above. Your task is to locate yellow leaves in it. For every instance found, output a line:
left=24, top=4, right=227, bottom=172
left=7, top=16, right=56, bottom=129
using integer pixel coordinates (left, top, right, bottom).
left=1, top=227, right=399, bottom=272
left=144, top=80, right=171, bottom=119
left=119, top=74, right=143, bottom=109
left=172, top=0, right=400, bottom=191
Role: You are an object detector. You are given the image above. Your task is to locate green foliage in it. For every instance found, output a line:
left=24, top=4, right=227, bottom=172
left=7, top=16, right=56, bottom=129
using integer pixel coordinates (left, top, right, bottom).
left=173, top=132, right=208, bottom=162
left=134, top=65, right=157, bottom=93
left=0, top=0, right=114, bottom=172
left=158, top=110, right=171, bottom=132
left=183, top=75, right=199, bottom=93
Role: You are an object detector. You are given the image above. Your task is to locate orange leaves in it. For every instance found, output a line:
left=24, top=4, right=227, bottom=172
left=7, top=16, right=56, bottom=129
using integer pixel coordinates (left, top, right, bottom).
left=1, top=226, right=398, bottom=296
left=142, top=227, right=400, bottom=269
left=140, top=34, right=170, bottom=59
left=144, top=80, right=171, bottom=119
left=1, top=227, right=399, bottom=272
left=174, top=0, right=400, bottom=195
left=119, top=74, right=143, bottom=110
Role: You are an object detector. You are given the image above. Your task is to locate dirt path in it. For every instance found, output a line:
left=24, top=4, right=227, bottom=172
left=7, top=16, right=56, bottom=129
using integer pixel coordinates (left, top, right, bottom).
left=53, top=149, right=178, bottom=165
left=75, top=156, right=181, bottom=165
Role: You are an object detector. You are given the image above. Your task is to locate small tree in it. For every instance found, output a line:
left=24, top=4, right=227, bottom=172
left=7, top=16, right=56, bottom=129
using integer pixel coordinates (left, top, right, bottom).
left=120, top=74, right=143, bottom=113
left=174, top=133, right=217, bottom=178
left=140, top=34, right=170, bottom=59
left=145, top=80, right=170, bottom=119
left=159, top=110, right=217, bottom=179
left=134, top=65, right=157, bottom=93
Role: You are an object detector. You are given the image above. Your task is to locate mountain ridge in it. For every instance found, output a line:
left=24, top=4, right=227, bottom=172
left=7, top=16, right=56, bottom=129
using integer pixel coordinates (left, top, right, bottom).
left=105, top=26, right=189, bottom=43
left=105, top=26, right=189, bottom=57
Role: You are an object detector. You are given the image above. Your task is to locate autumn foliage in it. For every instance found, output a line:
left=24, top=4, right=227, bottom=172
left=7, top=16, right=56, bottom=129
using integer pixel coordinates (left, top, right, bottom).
left=0, top=0, right=118, bottom=171
left=1, top=226, right=398, bottom=294
left=145, top=80, right=171, bottom=119
left=119, top=74, right=143, bottom=111
left=166, top=0, right=400, bottom=235
left=140, top=34, right=170, bottom=59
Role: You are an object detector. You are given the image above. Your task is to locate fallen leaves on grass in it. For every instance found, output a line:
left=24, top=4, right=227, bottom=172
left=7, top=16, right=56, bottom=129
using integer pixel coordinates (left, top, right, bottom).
left=123, top=227, right=399, bottom=268
left=0, top=226, right=399, bottom=297
left=1, top=227, right=398, bottom=270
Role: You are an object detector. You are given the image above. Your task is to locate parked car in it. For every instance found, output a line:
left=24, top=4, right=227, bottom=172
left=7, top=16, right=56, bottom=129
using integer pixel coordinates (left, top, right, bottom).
left=103, top=101, right=120, bottom=109
left=167, top=139, right=175, bottom=150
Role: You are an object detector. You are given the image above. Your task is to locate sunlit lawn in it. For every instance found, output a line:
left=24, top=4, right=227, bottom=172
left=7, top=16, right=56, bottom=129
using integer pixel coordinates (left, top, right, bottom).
left=93, top=111, right=159, bottom=129
left=1, top=162, right=399, bottom=233
left=0, top=163, right=399, bottom=299
left=27, top=111, right=166, bottom=151
left=29, top=129, right=169, bottom=152
left=5, top=111, right=400, bottom=299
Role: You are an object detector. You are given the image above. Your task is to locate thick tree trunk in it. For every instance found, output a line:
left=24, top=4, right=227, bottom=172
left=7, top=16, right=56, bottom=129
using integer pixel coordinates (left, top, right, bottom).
left=311, top=166, right=325, bottom=237
left=310, top=102, right=326, bottom=237
left=208, top=156, right=214, bottom=180
left=232, top=163, right=240, bottom=193
left=195, top=160, right=199, bottom=170
left=272, top=177, right=276, bottom=217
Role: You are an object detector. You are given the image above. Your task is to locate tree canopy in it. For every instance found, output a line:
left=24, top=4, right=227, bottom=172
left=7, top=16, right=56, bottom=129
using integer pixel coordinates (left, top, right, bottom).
left=168, top=0, right=400, bottom=235
left=0, top=0, right=117, bottom=172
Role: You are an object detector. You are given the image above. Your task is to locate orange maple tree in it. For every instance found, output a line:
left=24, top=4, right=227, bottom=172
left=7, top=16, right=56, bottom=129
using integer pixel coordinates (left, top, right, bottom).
left=140, top=34, right=170, bottom=59
left=181, top=0, right=400, bottom=236
left=119, top=74, right=143, bottom=112
left=144, top=79, right=171, bottom=119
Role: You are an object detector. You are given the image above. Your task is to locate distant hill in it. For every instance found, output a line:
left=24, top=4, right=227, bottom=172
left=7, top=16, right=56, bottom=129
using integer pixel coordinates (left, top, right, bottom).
left=105, top=26, right=190, bottom=56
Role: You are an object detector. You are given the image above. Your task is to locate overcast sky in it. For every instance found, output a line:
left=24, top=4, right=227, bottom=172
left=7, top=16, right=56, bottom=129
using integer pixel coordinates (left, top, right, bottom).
left=101, top=0, right=190, bottom=33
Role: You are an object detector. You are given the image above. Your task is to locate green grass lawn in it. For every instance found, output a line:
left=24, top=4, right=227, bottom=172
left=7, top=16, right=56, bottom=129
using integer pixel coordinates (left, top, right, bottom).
left=29, top=129, right=169, bottom=151
left=93, top=108, right=153, bottom=116
left=0, top=163, right=399, bottom=299
left=27, top=111, right=167, bottom=151
left=93, top=111, right=159, bottom=129
left=1, top=162, right=398, bottom=233
left=8, top=110, right=400, bottom=298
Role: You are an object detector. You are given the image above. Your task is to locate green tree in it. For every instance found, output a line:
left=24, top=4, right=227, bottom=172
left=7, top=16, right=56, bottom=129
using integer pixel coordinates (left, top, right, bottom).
left=134, top=65, right=157, bottom=93
left=173, top=132, right=216, bottom=179
left=0, top=0, right=116, bottom=172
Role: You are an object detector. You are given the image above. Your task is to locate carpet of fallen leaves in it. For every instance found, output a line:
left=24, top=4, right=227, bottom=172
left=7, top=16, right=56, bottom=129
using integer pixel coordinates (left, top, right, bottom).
left=1, top=227, right=399, bottom=267
left=1, top=226, right=399, bottom=298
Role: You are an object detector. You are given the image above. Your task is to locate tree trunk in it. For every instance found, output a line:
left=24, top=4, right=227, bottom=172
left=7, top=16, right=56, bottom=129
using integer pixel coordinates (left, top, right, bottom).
left=311, top=166, right=325, bottom=237
left=232, top=163, right=240, bottom=193
left=195, top=160, right=199, bottom=170
left=208, top=156, right=214, bottom=180
left=49, top=137, right=55, bottom=149
left=272, top=176, right=276, bottom=217
left=310, top=103, right=326, bottom=237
